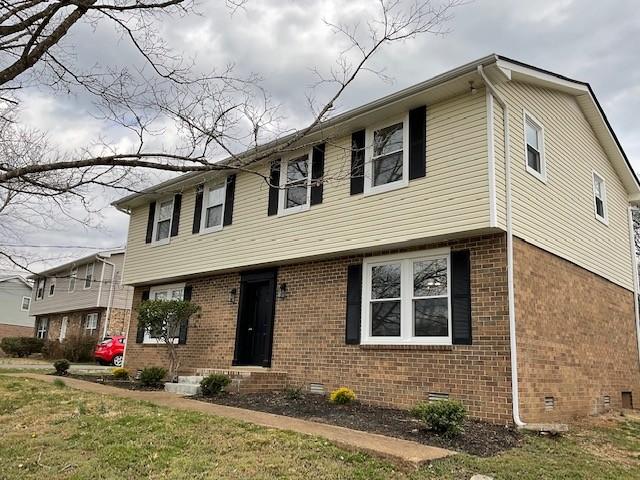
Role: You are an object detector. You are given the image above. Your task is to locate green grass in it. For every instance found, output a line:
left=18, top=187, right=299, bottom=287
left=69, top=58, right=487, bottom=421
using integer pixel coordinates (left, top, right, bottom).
left=0, top=376, right=638, bottom=479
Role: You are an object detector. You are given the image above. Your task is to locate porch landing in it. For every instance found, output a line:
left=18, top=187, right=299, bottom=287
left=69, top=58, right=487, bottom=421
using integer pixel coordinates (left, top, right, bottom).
left=8, top=373, right=455, bottom=468
left=165, top=367, right=288, bottom=396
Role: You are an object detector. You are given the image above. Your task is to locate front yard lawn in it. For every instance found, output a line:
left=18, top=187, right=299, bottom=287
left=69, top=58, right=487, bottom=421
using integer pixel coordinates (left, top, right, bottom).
left=0, top=375, right=639, bottom=479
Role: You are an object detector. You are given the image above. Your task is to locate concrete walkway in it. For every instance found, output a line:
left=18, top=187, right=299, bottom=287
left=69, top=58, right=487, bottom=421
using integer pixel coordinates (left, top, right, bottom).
left=0, top=360, right=112, bottom=374
left=9, top=373, right=454, bottom=468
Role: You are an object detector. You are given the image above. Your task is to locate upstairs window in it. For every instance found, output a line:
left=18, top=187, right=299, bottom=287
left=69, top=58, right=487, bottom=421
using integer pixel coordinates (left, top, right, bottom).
left=154, top=198, right=174, bottom=243
left=84, top=263, right=94, bottom=289
left=279, top=153, right=310, bottom=214
left=21, top=296, right=31, bottom=311
left=69, top=267, right=77, bottom=292
left=201, top=182, right=226, bottom=233
left=593, top=172, right=608, bottom=224
left=35, top=278, right=45, bottom=300
left=524, top=112, right=546, bottom=182
left=48, top=281, right=55, bottom=297
left=365, top=115, right=409, bottom=195
left=362, top=248, right=451, bottom=345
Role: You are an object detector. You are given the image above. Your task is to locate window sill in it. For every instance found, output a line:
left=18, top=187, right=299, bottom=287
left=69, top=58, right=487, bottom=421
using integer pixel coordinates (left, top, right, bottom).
left=277, top=204, right=310, bottom=217
left=363, top=179, right=409, bottom=198
left=595, top=214, right=608, bottom=226
left=358, top=344, right=454, bottom=351
left=199, top=225, right=224, bottom=236
left=525, top=166, right=547, bottom=184
left=150, top=238, right=171, bottom=247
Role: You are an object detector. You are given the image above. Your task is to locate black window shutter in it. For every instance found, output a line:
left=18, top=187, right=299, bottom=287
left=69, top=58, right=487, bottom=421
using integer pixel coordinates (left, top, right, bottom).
left=145, top=202, right=156, bottom=244
left=179, top=286, right=193, bottom=345
left=409, top=105, right=427, bottom=180
left=192, top=185, right=204, bottom=234
left=345, top=264, right=363, bottom=344
left=267, top=160, right=281, bottom=216
left=170, top=194, right=182, bottom=237
left=310, top=143, right=325, bottom=206
left=136, top=290, right=150, bottom=343
left=350, top=130, right=365, bottom=195
left=451, top=250, right=472, bottom=345
left=223, top=174, right=237, bottom=226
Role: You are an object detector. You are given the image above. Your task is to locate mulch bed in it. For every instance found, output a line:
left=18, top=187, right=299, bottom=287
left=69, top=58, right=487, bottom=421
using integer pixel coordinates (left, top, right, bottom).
left=193, top=391, right=522, bottom=456
left=64, top=374, right=164, bottom=391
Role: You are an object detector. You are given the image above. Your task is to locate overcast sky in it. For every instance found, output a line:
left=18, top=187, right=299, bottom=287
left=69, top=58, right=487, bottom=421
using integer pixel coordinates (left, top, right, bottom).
left=11, top=0, right=640, bottom=271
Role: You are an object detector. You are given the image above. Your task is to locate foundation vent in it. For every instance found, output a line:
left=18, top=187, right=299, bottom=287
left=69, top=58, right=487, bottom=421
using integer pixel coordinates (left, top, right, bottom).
left=622, top=391, right=633, bottom=409
left=309, top=383, right=326, bottom=395
left=603, top=395, right=611, bottom=409
left=428, top=392, right=449, bottom=402
left=544, top=396, right=555, bottom=411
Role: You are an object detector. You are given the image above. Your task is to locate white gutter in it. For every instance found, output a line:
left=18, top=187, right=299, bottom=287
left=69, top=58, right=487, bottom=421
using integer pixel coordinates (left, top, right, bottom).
left=478, top=65, right=526, bottom=428
left=97, top=256, right=117, bottom=339
left=627, top=207, right=640, bottom=365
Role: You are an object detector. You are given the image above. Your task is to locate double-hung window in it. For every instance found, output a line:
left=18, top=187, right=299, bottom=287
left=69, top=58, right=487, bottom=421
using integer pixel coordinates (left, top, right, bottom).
left=69, top=267, right=77, bottom=292
left=154, top=198, right=174, bottom=243
left=362, top=248, right=451, bottom=345
left=85, top=312, right=98, bottom=334
left=48, top=280, right=55, bottom=297
left=143, top=283, right=185, bottom=344
left=364, top=115, right=409, bottom=195
left=35, top=278, right=45, bottom=300
left=36, top=318, right=48, bottom=339
left=84, top=262, right=94, bottom=289
left=200, top=182, right=226, bottom=233
left=279, top=153, right=311, bottom=215
left=21, top=296, right=31, bottom=311
left=593, top=172, right=607, bottom=224
left=524, top=112, right=546, bottom=181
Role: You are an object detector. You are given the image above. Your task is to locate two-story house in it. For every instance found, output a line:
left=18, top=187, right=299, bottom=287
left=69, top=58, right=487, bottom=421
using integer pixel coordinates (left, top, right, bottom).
left=113, top=54, right=640, bottom=425
left=0, top=271, right=34, bottom=343
left=29, top=249, right=134, bottom=344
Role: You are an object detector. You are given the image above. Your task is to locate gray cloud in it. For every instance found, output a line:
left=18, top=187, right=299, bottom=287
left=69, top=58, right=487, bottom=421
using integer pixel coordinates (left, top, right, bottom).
left=9, top=0, right=640, bottom=271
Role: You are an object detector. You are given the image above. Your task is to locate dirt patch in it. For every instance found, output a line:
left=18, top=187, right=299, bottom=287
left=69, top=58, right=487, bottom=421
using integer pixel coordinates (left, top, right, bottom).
left=65, top=374, right=164, bottom=391
left=193, top=391, right=522, bottom=456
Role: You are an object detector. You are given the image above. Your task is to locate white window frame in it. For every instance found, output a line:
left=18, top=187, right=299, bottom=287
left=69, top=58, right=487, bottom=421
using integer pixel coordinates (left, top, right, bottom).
left=48, top=279, right=56, bottom=297
left=592, top=170, right=608, bottom=225
left=85, top=312, right=99, bottom=334
left=523, top=110, right=547, bottom=183
left=36, top=318, right=48, bottom=339
left=199, top=180, right=227, bottom=234
left=69, top=266, right=77, bottom=292
left=143, top=282, right=185, bottom=344
left=364, top=113, right=410, bottom=196
left=361, top=247, right=452, bottom=346
left=83, top=262, right=94, bottom=289
left=59, top=316, right=68, bottom=341
left=20, top=296, right=31, bottom=311
left=152, top=196, right=175, bottom=246
left=278, top=149, right=313, bottom=216
left=35, top=278, right=45, bottom=300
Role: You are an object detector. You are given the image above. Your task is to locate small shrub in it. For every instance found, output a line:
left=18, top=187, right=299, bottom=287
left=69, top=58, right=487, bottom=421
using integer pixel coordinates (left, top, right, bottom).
left=410, top=399, right=467, bottom=437
left=112, top=367, right=130, bottom=380
left=139, top=366, right=167, bottom=387
left=329, top=387, right=356, bottom=405
left=200, top=374, right=231, bottom=397
left=53, top=359, right=70, bottom=376
left=52, top=379, right=66, bottom=388
left=284, top=386, right=303, bottom=400
left=0, top=337, right=44, bottom=357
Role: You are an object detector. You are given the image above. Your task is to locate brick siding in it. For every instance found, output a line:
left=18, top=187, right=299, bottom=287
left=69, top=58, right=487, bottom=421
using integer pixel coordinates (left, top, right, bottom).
left=0, top=323, right=34, bottom=354
left=125, top=233, right=513, bottom=423
left=514, top=237, right=640, bottom=422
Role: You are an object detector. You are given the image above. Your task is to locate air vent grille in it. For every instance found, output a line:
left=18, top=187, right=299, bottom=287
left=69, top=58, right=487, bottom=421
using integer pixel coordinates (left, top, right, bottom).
left=603, top=395, right=611, bottom=408
left=309, top=383, right=325, bottom=395
left=428, top=392, right=449, bottom=402
left=544, top=396, right=555, bottom=411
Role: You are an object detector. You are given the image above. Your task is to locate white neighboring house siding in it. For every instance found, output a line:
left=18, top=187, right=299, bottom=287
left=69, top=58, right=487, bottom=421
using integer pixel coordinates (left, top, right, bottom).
left=29, top=253, right=133, bottom=316
left=493, top=81, right=634, bottom=290
left=121, top=89, right=492, bottom=285
left=0, top=279, right=34, bottom=327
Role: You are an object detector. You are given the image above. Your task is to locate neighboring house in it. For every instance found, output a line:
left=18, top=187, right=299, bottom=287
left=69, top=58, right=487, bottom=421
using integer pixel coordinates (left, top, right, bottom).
left=29, top=250, right=134, bottom=342
left=113, top=54, right=640, bottom=425
left=0, top=271, right=34, bottom=344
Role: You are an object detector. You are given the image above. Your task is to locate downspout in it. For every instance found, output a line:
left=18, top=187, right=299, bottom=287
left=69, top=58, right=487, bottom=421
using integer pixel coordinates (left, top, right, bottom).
left=478, top=65, right=526, bottom=427
left=97, top=256, right=117, bottom=339
left=627, top=207, right=640, bottom=365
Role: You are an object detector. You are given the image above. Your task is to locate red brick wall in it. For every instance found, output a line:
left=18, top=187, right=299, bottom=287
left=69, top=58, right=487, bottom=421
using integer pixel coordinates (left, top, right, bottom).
left=125, top=233, right=513, bottom=423
left=0, top=323, right=34, bottom=342
left=514, top=237, right=640, bottom=422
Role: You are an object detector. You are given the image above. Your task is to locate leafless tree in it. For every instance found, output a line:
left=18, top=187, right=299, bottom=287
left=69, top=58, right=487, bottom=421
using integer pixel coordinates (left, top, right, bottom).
left=0, top=0, right=464, bottom=270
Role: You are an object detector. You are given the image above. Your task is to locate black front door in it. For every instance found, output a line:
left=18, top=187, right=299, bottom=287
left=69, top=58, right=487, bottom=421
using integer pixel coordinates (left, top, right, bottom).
left=233, top=269, right=277, bottom=367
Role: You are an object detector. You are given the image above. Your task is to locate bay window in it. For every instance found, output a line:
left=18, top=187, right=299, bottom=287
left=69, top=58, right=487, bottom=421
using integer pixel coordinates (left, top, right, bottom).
left=362, top=248, right=451, bottom=345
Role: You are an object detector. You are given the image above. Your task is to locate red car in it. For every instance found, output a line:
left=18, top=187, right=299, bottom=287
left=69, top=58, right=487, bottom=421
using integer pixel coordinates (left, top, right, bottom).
left=94, top=335, right=126, bottom=367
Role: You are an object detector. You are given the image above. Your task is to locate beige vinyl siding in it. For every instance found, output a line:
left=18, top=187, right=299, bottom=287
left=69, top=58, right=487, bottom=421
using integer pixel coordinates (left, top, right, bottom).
left=495, top=81, right=634, bottom=290
left=122, top=90, right=491, bottom=284
left=30, top=253, right=133, bottom=316
left=492, top=94, right=507, bottom=228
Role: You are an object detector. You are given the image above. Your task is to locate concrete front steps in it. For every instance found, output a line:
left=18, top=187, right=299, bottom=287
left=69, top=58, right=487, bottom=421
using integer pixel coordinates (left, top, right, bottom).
left=164, top=367, right=288, bottom=396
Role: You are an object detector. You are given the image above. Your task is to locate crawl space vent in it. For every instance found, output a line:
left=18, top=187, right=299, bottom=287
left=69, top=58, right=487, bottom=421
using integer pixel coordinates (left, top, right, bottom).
left=309, top=383, right=326, bottom=395
left=428, top=392, right=449, bottom=402
left=603, top=395, right=611, bottom=409
left=544, top=396, right=555, bottom=411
